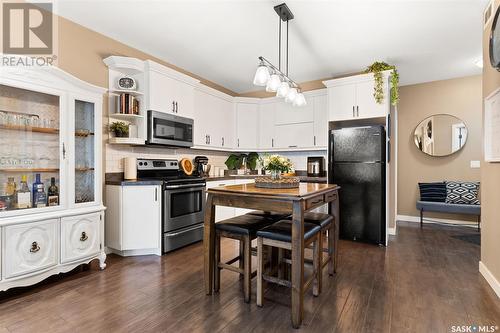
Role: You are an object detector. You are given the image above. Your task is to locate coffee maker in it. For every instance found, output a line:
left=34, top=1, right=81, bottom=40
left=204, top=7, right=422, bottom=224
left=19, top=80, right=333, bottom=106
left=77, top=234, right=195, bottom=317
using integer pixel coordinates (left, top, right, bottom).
left=307, top=156, right=325, bottom=177
left=194, top=156, right=210, bottom=177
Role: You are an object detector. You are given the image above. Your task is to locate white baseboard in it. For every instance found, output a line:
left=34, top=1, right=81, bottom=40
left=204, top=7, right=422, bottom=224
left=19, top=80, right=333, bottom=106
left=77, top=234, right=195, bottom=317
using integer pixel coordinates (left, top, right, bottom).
left=479, top=261, right=500, bottom=298
left=396, top=214, right=478, bottom=228
left=388, top=226, right=397, bottom=235
left=106, top=247, right=161, bottom=257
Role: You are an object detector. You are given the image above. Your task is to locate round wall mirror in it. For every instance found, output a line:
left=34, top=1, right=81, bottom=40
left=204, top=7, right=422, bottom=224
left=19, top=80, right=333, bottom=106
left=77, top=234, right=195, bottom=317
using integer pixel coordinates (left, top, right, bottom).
left=413, top=114, right=468, bottom=157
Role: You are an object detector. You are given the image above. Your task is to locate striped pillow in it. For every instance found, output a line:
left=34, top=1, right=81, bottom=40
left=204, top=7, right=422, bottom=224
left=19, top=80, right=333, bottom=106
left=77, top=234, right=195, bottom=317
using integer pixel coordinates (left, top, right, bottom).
left=418, top=182, right=447, bottom=202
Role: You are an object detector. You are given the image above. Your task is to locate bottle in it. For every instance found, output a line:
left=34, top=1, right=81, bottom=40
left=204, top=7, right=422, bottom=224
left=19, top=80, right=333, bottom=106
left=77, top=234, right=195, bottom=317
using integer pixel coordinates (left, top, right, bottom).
left=16, top=175, right=31, bottom=209
left=6, top=177, right=16, bottom=196
left=32, top=174, right=46, bottom=208
left=47, top=177, right=59, bottom=206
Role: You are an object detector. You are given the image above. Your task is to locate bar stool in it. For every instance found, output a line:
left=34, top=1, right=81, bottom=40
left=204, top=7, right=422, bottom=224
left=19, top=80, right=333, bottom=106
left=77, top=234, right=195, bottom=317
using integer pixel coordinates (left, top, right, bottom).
left=214, top=214, right=277, bottom=302
left=286, top=212, right=335, bottom=275
left=256, top=220, right=323, bottom=307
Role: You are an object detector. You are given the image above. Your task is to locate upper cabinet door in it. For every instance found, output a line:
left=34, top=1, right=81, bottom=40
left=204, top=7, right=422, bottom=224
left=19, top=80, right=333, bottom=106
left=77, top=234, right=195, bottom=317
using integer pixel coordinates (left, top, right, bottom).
left=274, top=122, right=314, bottom=149
left=147, top=70, right=177, bottom=114
left=216, top=98, right=234, bottom=149
left=328, top=84, right=356, bottom=121
left=174, top=80, right=195, bottom=119
left=355, top=80, right=388, bottom=119
left=0, top=84, right=66, bottom=217
left=313, top=95, right=328, bottom=147
left=275, top=99, right=314, bottom=125
left=259, top=103, right=276, bottom=149
left=193, top=89, right=213, bottom=146
left=70, top=95, right=102, bottom=207
left=235, top=103, right=258, bottom=149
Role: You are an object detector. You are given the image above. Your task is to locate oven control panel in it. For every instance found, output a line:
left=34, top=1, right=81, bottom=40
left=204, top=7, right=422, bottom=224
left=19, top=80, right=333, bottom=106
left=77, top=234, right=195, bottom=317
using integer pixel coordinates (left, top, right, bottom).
left=137, top=158, right=179, bottom=170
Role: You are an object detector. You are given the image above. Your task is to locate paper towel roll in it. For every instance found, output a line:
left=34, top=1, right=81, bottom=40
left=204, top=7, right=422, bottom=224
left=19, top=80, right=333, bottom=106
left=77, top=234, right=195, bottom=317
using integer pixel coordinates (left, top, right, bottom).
left=124, top=157, right=137, bottom=180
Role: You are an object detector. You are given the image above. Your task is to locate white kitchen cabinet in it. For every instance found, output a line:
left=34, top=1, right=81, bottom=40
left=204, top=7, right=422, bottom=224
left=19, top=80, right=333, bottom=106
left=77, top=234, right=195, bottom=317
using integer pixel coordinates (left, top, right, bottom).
left=4, top=219, right=58, bottom=279
left=275, top=98, right=314, bottom=125
left=105, top=185, right=162, bottom=255
left=194, top=87, right=234, bottom=149
left=258, top=102, right=276, bottom=149
left=61, top=213, right=101, bottom=264
left=313, top=94, right=328, bottom=147
left=275, top=122, right=315, bottom=149
left=206, top=180, right=235, bottom=222
left=324, top=71, right=391, bottom=122
left=235, top=101, right=259, bottom=150
left=145, top=60, right=199, bottom=119
left=0, top=65, right=106, bottom=292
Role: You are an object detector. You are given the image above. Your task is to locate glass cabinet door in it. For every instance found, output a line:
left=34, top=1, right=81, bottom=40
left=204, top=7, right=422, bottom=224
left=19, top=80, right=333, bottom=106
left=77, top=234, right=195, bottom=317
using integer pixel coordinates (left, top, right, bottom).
left=0, top=84, right=63, bottom=214
left=74, top=99, right=96, bottom=204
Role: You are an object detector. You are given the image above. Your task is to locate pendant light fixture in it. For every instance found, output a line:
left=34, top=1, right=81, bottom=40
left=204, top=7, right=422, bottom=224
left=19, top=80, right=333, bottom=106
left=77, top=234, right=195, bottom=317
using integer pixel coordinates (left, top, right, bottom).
left=252, top=3, right=306, bottom=106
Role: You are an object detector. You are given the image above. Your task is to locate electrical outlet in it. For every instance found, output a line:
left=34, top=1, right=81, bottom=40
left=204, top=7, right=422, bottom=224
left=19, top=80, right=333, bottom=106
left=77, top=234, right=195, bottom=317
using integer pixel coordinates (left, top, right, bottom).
left=470, top=160, right=481, bottom=169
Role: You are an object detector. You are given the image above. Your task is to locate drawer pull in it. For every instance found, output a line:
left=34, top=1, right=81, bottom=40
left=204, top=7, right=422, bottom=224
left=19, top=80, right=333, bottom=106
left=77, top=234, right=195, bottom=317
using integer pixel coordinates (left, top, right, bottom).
left=30, top=241, right=40, bottom=253
left=80, top=232, right=88, bottom=242
left=310, top=199, right=323, bottom=205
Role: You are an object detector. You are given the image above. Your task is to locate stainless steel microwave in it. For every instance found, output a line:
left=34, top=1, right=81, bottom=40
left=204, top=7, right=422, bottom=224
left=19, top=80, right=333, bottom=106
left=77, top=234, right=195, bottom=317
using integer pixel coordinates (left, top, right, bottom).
left=147, top=110, right=194, bottom=148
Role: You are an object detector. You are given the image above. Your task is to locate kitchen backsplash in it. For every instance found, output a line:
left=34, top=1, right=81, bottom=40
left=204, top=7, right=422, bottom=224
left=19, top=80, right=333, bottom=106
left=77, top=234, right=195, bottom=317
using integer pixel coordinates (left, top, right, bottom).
left=105, top=144, right=327, bottom=173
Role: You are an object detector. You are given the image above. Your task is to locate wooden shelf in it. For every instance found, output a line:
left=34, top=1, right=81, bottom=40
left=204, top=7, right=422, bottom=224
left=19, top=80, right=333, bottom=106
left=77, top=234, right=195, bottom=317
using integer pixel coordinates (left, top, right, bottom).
left=0, top=168, right=59, bottom=173
left=75, top=167, right=95, bottom=172
left=109, top=137, right=145, bottom=145
left=109, top=113, right=143, bottom=120
left=0, top=124, right=59, bottom=134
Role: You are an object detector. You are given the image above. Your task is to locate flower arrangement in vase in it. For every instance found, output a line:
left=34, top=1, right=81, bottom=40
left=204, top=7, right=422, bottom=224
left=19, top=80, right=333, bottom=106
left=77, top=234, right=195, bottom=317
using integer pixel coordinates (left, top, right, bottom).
left=261, top=154, right=294, bottom=180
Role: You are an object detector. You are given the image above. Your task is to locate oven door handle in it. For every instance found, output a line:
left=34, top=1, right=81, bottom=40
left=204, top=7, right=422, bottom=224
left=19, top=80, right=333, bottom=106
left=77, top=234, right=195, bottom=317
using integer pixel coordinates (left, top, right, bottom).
left=164, top=183, right=206, bottom=190
left=164, top=224, right=204, bottom=237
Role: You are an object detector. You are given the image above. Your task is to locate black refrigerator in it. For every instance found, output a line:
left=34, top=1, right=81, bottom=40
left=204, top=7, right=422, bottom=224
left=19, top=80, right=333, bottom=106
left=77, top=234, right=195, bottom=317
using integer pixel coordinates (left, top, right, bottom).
left=328, top=125, right=386, bottom=245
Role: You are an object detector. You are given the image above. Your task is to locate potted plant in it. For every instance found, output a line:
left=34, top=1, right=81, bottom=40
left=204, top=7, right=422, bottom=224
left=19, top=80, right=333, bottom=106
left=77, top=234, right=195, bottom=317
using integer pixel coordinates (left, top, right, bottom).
left=365, top=61, right=400, bottom=106
left=261, top=154, right=293, bottom=180
left=224, top=153, right=260, bottom=175
left=109, top=121, right=129, bottom=138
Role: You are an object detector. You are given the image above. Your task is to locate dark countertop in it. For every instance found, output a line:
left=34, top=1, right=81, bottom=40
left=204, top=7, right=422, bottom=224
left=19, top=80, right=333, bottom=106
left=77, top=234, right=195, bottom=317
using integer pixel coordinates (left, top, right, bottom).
left=105, top=171, right=327, bottom=186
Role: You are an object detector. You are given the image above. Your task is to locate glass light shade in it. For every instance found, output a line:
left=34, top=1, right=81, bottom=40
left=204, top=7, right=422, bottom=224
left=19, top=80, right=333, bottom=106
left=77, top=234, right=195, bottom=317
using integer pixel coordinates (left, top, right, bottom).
left=276, top=81, right=290, bottom=98
left=265, top=73, right=281, bottom=92
left=293, top=93, right=307, bottom=107
left=285, top=87, right=298, bottom=103
left=253, top=64, right=270, bottom=86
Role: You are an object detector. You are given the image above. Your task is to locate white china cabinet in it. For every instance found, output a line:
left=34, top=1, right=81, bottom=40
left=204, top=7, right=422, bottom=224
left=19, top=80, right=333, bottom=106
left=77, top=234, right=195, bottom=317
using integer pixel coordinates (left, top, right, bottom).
left=0, top=65, right=106, bottom=291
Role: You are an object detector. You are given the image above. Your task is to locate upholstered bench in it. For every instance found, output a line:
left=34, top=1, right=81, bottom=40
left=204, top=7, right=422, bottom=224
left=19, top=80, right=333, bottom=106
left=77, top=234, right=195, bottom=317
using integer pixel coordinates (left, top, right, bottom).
left=416, top=201, right=481, bottom=230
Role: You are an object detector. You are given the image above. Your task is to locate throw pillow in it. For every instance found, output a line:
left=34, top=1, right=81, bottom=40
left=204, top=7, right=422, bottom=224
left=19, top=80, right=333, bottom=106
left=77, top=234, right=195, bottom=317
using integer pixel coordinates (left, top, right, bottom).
left=445, top=181, right=480, bottom=205
left=418, top=182, right=447, bottom=202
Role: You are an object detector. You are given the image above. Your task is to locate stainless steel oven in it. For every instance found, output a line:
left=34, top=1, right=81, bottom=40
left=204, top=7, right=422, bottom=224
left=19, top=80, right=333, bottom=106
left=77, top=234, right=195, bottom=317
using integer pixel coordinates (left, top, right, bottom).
left=147, top=110, right=193, bottom=147
left=163, top=181, right=205, bottom=253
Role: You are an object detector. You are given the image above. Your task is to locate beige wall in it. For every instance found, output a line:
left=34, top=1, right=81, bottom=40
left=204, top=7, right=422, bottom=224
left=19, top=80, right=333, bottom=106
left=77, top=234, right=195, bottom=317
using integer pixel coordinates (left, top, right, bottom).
left=397, top=75, right=482, bottom=220
left=481, top=0, right=500, bottom=291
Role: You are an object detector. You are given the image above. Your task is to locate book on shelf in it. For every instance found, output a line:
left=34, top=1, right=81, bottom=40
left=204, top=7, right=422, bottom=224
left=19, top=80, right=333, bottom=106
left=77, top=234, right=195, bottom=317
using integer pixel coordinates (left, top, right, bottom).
left=117, top=93, right=140, bottom=115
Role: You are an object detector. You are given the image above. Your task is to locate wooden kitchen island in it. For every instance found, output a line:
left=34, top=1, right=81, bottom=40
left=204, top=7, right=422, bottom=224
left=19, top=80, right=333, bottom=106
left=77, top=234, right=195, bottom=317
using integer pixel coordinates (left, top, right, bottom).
left=203, top=182, right=340, bottom=328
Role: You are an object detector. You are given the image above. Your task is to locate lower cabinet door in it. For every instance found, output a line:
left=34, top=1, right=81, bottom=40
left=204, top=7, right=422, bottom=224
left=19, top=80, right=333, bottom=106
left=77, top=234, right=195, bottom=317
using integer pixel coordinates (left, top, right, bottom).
left=4, top=219, right=58, bottom=279
left=61, top=213, right=101, bottom=263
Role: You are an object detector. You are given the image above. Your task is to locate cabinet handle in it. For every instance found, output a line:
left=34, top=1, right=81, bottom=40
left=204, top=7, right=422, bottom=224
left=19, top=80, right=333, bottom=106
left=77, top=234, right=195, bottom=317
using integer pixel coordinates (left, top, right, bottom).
left=62, top=143, right=66, bottom=159
left=80, top=232, right=88, bottom=242
left=288, top=145, right=298, bottom=148
left=172, top=101, right=175, bottom=113
left=314, top=136, right=316, bottom=146
left=205, top=135, right=208, bottom=144
left=30, top=241, right=40, bottom=253
left=352, top=106, right=355, bottom=117
left=208, top=135, right=211, bottom=144
left=272, top=138, right=274, bottom=147
left=356, top=106, right=359, bottom=117
left=155, top=187, right=158, bottom=201
left=237, top=139, right=240, bottom=147
left=222, top=137, right=224, bottom=146
left=175, top=101, right=178, bottom=113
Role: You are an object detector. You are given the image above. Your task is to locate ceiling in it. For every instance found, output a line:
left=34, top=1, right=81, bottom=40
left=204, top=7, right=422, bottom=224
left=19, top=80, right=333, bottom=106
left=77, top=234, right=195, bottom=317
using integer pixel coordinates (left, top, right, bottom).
left=55, top=0, right=488, bottom=94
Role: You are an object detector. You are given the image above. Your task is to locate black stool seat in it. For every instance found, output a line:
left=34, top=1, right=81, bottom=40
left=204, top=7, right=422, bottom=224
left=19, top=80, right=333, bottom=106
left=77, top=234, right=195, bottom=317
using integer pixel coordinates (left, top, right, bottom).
left=215, top=214, right=275, bottom=238
left=286, top=212, right=333, bottom=228
left=256, top=220, right=321, bottom=242
left=246, top=210, right=290, bottom=221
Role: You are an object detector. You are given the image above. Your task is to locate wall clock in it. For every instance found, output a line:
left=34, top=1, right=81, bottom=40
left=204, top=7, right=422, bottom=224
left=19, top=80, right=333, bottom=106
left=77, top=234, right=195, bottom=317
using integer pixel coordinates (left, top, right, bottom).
left=117, top=76, right=136, bottom=90
left=490, top=6, right=500, bottom=71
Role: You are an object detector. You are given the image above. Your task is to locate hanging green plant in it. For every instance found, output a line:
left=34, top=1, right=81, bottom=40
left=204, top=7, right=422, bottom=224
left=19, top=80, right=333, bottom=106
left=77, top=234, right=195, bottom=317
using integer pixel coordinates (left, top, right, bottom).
left=365, top=61, right=399, bottom=106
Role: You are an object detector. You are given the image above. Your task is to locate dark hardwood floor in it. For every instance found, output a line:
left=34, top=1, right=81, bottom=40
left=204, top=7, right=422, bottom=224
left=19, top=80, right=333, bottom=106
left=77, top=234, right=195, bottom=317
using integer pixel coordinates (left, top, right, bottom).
left=1, top=222, right=499, bottom=333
